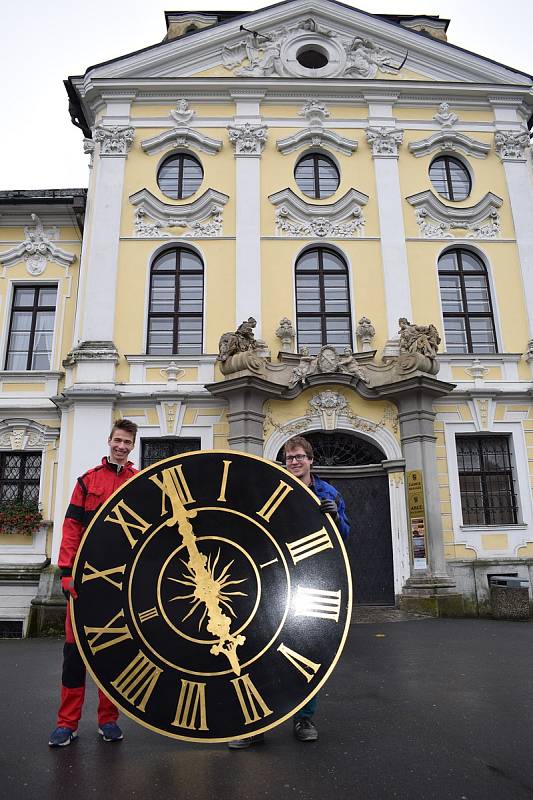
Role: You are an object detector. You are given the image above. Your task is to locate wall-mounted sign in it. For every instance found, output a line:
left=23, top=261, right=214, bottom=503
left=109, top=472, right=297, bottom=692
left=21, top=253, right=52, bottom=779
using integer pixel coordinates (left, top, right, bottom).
left=406, top=470, right=427, bottom=570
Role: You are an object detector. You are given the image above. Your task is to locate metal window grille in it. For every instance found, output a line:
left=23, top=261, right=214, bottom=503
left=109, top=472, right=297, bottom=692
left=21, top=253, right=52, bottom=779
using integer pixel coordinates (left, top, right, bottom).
left=147, top=248, right=204, bottom=356
left=295, top=247, right=353, bottom=355
left=141, top=438, right=202, bottom=470
left=277, top=432, right=384, bottom=466
left=456, top=436, right=518, bottom=525
left=0, top=451, right=42, bottom=503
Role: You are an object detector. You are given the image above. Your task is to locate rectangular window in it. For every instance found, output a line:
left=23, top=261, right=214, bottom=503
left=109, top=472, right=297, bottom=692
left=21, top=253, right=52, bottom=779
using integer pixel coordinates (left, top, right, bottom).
left=0, top=451, right=42, bottom=503
left=5, top=285, right=57, bottom=370
left=456, top=436, right=518, bottom=525
left=141, top=438, right=201, bottom=470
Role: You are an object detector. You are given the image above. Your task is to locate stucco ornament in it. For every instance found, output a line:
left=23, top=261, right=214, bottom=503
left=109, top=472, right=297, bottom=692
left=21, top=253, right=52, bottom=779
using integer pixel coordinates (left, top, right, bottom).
left=93, top=126, right=135, bottom=156
left=299, top=101, right=329, bottom=124
left=218, top=317, right=265, bottom=375
left=228, top=123, right=268, bottom=155
left=134, top=204, right=224, bottom=238
left=433, top=102, right=458, bottom=128
left=0, top=214, right=75, bottom=275
left=289, top=345, right=368, bottom=387
left=494, top=129, right=530, bottom=161
left=275, top=205, right=365, bottom=238
left=366, top=127, right=404, bottom=156
left=344, top=37, right=399, bottom=78
left=308, top=391, right=347, bottom=430
left=170, top=99, right=195, bottom=125
left=356, top=317, right=376, bottom=351
left=275, top=317, right=295, bottom=351
left=397, top=317, right=441, bottom=375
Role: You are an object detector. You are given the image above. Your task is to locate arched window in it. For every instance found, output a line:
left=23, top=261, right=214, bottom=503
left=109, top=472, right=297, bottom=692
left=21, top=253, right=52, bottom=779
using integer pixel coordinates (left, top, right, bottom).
left=294, top=153, right=340, bottom=199
left=295, top=247, right=352, bottom=354
left=438, top=249, right=497, bottom=353
left=157, top=153, right=203, bottom=199
left=429, top=155, right=471, bottom=201
left=147, top=248, right=203, bottom=355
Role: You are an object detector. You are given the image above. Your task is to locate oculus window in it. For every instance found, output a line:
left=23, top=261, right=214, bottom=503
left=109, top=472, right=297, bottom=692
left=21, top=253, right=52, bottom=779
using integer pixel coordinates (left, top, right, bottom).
left=438, top=249, right=497, bottom=353
left=295, top=247, right=352, bottom=354
left=157, top=153, right=203, bottom=200
left=294, top=153, right=339, bottom=199
left=147, top=248, right=203, bottom=355
left=429, top=155, right=471, bottom=201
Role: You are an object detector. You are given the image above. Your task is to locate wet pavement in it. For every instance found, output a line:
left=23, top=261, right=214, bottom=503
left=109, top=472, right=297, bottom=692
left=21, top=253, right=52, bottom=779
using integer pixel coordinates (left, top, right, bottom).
left=1, top=615, right=532, bottom=800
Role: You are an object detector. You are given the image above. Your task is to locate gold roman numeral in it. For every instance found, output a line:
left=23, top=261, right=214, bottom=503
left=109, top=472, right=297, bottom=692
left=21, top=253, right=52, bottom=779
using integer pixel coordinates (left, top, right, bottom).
left=81, top=561, right=126, bottom=590
left=111, top=651, right=162, bottom=711
left=293, top=586, right=342, bottom=622
left=286, top=527, right=333, bottom=565
left=257, top=481, right=293, bottom=522
left=84, top=610, right=133, bottom=654
left=149, top=464, right=195, bottom=517
left=217, top=460, right=232, bottom=502
left=231, top=673, right=273, bottom=725
left=138, top=607, right=159, bottom=624
left=172, top=679, right=208, bottom=731
left=277, top=643, right=321, bottom=683
left=104, top=500, right=151, bottom=548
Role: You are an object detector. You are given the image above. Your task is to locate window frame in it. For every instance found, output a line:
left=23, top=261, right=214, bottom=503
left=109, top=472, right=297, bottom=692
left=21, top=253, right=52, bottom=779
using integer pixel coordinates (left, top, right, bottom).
left=429, top=154, right=472, bottom=201
left=156, top=152, right=204, bottom=200
left=0, top=450, right=42, bottom=505
left=438, top=248, right=497, bottom=354
left=295, top=246, right=353, bottom=354
left=455, top=435, right=519, bottom=526
left=294, top=152, right=340, bottom=199
left=4, top=283, right=58, bottom=371
left=146, top=247, right=204, bottom=356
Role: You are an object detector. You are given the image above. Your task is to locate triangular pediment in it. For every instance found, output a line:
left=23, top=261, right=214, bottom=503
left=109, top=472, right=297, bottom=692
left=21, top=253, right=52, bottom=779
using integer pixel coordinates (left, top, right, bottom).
left=80, top=0, right=531, bottom=86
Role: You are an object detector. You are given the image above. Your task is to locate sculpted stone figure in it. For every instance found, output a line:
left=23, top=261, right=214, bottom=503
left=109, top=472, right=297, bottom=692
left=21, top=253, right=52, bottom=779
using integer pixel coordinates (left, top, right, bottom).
left=218, top=317, right=265, bottom=376
left=397, top=318, right=441, bottom=375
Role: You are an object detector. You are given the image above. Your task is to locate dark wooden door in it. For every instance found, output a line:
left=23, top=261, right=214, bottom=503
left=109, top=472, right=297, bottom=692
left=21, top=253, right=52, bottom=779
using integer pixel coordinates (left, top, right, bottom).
left=321, top=473, right=395, bottom=605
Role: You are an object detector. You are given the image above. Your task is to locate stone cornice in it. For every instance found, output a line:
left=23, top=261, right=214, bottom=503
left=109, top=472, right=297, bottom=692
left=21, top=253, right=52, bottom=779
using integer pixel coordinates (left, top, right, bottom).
left=140, top=127, right=223, bottom=156
left=408, top=130, right=490, bottom=159
left=0, top=214, right=76, bottom=275
left=406, top=190, right=503, bottom=239
left=269, top=187, right=368, bottom=238
left=276, top=127, right=358, bottom=156
left=129, top=188, right=229, bottom=238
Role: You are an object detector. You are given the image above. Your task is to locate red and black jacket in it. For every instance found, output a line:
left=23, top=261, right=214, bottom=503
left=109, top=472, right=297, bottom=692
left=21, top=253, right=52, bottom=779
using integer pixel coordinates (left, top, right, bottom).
left=58, top=457, right=137, bottom=576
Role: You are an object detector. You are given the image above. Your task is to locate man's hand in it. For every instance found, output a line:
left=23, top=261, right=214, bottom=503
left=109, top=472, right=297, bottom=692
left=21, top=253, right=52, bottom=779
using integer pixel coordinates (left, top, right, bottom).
left=61, top=576, right=78, bottom=601
left=320, top=499, right=338, bottom=519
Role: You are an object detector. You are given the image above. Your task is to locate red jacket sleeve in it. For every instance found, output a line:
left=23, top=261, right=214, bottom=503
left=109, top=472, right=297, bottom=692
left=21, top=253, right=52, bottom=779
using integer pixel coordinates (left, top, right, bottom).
left=58, top=477, right=88, bottom=575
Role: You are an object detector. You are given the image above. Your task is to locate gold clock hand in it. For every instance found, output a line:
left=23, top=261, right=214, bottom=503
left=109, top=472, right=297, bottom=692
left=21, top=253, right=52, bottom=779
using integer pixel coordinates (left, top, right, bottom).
left=165, top=491, right=245, bottom=675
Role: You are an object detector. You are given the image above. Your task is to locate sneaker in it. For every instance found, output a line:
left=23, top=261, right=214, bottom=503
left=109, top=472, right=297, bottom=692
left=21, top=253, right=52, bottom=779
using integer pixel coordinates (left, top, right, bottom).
left=227, top=733, right=265, bottom=749
left=98, top=722, right=124, bottom=742
left=48, top=726, right=78, bottom=747
left=293, top=717, right=318, bottom=742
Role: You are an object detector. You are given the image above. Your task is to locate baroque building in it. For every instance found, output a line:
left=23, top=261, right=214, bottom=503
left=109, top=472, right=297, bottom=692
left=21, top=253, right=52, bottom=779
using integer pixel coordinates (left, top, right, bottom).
left=1, top=1, right=533, bottom=634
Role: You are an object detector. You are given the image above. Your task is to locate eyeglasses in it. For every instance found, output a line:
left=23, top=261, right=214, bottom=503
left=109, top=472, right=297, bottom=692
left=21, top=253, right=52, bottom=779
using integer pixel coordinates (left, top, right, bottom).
left=285, top=454, right=308, bottom=463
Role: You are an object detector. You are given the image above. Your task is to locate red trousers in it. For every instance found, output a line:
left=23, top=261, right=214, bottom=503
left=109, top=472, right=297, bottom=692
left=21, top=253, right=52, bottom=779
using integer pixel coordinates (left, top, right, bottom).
left=56, top=604, right=118, bottom=729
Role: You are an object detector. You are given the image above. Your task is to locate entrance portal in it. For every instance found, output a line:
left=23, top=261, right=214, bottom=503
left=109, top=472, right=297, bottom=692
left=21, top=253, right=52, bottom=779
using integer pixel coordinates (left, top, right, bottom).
left=278, top=431, right=395, bottom=606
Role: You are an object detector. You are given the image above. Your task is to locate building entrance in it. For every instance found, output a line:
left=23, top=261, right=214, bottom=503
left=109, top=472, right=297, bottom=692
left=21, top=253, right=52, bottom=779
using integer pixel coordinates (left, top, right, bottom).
left=278, top=431, right=395, bottom=606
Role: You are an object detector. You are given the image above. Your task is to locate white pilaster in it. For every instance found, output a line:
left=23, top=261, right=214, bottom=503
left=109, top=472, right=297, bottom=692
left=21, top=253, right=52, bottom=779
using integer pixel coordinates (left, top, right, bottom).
left=78, top=125, right=134, bottom=343
left=229, top=94, right=266, bottom=335
left=366, top=104, right=412, bottom=339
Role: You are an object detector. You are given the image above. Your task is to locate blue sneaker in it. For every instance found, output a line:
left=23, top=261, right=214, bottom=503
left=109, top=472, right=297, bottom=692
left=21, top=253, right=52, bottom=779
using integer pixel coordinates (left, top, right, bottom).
left=98, top=722, right=124, bottom=742
left=48, top=726, right=78, bottom=747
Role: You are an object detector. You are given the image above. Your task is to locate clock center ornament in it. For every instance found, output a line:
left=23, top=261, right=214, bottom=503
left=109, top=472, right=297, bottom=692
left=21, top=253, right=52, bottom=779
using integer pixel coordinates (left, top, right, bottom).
left=72, top=450, right=352, bottom=742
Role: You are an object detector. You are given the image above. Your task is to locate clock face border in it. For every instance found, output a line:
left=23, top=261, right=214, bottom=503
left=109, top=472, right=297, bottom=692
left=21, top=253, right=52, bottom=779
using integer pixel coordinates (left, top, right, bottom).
left=71, top=449, right=353, bottom=743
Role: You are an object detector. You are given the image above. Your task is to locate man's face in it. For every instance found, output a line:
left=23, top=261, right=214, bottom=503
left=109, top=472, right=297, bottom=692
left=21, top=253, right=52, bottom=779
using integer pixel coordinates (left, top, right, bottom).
left=108, top=428, right=135, bottom=465
left=284, top=446, right=313, bottom=486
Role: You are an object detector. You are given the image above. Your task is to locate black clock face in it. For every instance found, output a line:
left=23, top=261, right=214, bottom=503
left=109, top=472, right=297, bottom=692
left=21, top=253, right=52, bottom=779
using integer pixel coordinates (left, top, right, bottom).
left=72, top=450, right=352, bottom=742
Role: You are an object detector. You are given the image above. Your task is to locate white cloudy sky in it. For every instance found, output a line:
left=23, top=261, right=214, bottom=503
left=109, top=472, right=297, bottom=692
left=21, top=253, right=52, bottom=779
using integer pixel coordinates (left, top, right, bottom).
left=1, top=0, right=531, bottom=190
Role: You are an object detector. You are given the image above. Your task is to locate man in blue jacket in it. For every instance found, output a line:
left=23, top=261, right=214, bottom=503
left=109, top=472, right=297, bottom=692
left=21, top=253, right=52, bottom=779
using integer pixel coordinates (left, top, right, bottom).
left=229, top=435, right=350, bottom=749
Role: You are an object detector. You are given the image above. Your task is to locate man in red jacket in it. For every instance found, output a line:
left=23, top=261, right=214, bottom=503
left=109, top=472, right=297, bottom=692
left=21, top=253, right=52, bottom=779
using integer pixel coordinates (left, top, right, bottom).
left=48, top=419, right=138, bottom=747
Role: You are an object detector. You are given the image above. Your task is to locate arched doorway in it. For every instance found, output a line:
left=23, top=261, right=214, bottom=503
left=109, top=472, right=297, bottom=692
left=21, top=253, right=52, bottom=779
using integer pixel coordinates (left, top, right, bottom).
left=278, top=431, right=395, bottom=605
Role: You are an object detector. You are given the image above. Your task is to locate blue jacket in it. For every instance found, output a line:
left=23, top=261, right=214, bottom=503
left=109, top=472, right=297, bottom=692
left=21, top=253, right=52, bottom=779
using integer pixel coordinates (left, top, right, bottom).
left=310, top=475, right=350, bottom=541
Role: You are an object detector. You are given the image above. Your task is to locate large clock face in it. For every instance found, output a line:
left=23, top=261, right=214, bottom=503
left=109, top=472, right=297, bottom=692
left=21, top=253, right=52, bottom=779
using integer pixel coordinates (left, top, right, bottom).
left=72, top=450, right=352, bottom=742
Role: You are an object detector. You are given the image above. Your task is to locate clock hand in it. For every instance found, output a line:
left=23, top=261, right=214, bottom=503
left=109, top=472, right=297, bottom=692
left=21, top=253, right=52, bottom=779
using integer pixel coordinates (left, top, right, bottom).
left=165, top=491, right=245, bottom=675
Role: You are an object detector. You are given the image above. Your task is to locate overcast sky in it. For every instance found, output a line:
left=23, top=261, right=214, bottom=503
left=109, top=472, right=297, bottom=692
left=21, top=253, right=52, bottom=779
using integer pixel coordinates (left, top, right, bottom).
left=1, top=0, right=532, bottom=190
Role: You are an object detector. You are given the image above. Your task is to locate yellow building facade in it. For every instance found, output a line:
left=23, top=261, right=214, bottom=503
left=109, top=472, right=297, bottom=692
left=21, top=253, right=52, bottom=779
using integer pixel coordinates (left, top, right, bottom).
left=2, top=2, right=533, bottom=633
